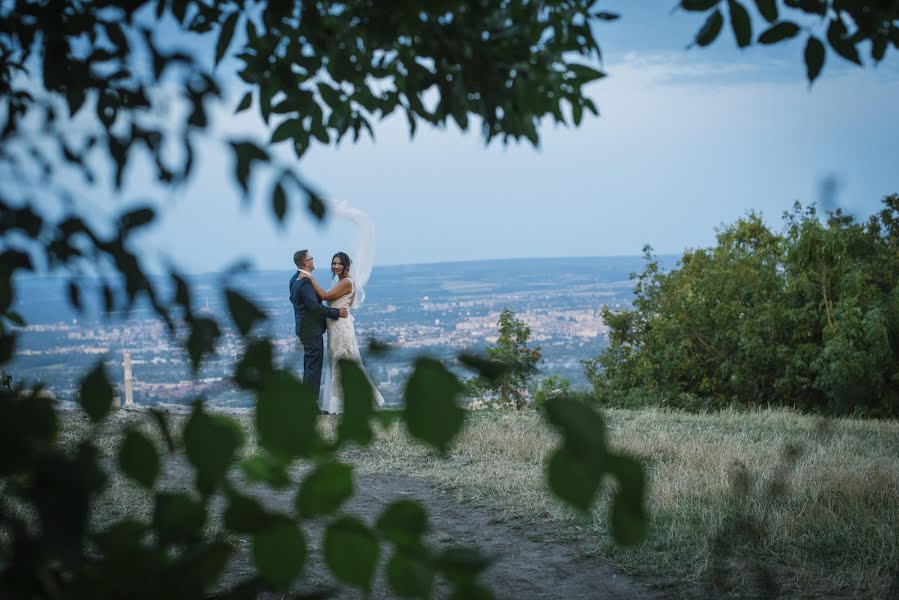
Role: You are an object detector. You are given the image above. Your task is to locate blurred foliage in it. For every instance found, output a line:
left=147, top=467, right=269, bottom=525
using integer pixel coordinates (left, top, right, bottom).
left=679, top=0, right=899, bottom=84
left=469, top=308, right=541, bottom=409
left=0, top=1, right=651, bottom=597
left=586, top=195, right=899, bottom=417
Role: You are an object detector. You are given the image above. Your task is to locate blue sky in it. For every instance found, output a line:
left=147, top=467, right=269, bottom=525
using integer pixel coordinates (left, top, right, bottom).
left=62, top=3, right=899, bottom=273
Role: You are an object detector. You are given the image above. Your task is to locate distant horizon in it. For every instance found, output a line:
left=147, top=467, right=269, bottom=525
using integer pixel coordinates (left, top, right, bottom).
left=13, top=253, right=680, bottom=281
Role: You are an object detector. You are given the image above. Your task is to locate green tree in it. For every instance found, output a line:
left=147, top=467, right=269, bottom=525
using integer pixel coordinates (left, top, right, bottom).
left=587, top=196, right=899, bottom=416
left=473, top=308, right=541, bottom=409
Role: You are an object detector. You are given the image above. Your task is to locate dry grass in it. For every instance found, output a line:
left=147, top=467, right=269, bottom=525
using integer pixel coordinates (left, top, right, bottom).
left=43, top=406, right=899, bottom=599
left=351, top=408, right=899, bottom=599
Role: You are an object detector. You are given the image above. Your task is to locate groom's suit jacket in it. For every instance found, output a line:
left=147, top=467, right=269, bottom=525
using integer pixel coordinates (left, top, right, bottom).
left=289, top=272, right=340, bottom=341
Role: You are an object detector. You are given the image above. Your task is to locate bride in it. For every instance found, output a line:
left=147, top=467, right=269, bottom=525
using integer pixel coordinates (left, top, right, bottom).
left=299, top=201, right=385, bottom=414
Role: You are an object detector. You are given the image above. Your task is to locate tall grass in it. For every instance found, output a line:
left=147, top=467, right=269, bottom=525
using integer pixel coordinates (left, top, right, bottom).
left=352, top=408, right=899, bottom=599
left=47, top=406, right=899, bottom=598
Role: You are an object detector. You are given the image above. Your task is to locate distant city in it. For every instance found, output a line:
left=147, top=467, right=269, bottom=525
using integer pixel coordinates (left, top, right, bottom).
left=9, top=256, right=671, bottom=408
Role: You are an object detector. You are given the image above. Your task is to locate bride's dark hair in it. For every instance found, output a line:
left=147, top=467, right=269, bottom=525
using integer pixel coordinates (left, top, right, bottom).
left=331, top=252, right=351, bottom=278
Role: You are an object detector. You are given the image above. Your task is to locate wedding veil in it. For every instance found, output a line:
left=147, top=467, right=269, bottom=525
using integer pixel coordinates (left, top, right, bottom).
left=327, top=199, right=375, bottom=307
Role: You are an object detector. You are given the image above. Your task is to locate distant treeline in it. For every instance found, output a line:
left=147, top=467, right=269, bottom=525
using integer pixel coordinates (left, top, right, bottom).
left=585, top=195, right=899, bottom=417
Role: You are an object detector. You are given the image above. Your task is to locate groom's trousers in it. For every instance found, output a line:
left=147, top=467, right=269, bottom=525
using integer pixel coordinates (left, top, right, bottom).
left=301, top=334, right=324, bottom=402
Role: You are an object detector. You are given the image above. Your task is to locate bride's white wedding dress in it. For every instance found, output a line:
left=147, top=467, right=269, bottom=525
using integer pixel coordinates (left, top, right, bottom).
left=320, top=278, right=386, bottom=413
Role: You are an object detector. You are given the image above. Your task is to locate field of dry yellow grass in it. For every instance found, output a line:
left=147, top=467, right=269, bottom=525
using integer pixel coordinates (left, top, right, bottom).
left=52, top=405, right=899, bottom=598
left=350, top=408, right=899, bottom=599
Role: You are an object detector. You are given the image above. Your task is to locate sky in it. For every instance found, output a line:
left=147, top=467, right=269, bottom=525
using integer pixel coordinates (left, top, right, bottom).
left=33, top=3, right=899, bottom=273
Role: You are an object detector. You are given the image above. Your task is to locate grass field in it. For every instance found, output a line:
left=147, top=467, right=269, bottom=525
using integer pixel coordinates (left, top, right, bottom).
left=51, top=405, right=899, bottom=599
left=350, top=408, right=899, bottom=599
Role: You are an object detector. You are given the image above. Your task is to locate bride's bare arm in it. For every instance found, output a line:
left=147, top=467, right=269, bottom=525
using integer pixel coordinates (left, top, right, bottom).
left=300, top=274, right=352, bottom=301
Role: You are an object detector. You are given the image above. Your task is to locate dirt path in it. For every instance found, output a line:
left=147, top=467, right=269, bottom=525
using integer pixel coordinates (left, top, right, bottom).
left=207, top=468, right=663, bottom=599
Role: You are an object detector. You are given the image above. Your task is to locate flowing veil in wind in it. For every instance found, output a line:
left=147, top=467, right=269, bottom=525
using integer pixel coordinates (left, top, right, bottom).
left=327, top=199, right=375, bottom=306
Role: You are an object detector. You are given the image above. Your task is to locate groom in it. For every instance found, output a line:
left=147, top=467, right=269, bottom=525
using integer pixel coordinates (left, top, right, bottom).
left=290, top=249, right=347, bottom=402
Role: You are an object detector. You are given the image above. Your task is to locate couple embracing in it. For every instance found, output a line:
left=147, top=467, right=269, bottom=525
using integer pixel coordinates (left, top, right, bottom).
left=289, top=204, right=386, bottom=413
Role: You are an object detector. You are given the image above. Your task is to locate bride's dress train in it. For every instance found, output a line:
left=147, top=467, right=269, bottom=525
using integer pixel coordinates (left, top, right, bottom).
left=320, top=278, right=385, bottom=413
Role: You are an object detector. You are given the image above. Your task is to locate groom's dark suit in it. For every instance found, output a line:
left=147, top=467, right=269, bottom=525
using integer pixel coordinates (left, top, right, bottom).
left=290, top=271, right=340, bottom=401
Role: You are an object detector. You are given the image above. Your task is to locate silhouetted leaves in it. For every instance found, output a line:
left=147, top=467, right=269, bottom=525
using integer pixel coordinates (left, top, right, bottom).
left=458, top=353, right=509, bottom=382
left=387, top=551, right=435, bottom=599
left=683, top=0, right=720, bottom=11
left=337, top=359, right=375, bottom=447
left=255, top=370, right=320, bottom=460
left=118, top=428, right=160, bottom=489
left=435, top=547, right=494, bottom=587
left=295, top=461, right=353, bottom=517
left=117, top=206, right=155, bottom=233
left=215, top=11, right=239, bottom=66
left=377, top=500, right=428, bottom=549
left=186, top=317, right=221, bottom=373
left=235, top=91, right=252, bottom=113
left=695, top=10, right=725, bottom=47
left=224, top=490, right=275, bottom=534
left=805, top=35, right=826, bottom=84
left=758, top=22, right=800, bottom=44
left=324, top=516, right=379, bottom=592
left=728, top=0, right=752, bottom=48
left=240, top=452, right=291, bottom=489
left=235, top=338, right=274, bottom=390
left=253, top=518, right=307, bottom=588
left=225, top=288, right=267, bottom=336
left=271, top=180, right=287, bottom=223
left=403, top=358, right=465, bottom=454
left=78, top=361, right=114, bottom=422
left=153, top=491, right=206, bottom=546
left=184, top=402, right=244, bottom=495
left=827, top=17, right=862, bottom=65
left=753, top=0, right=777, bottom=22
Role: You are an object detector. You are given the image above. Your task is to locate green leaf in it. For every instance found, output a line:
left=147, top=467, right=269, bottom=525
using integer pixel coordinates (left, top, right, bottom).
left=186, top=317, right=221, bottom=373
left=255, top=370, right=321, bottom=460
left=569, top=64, right=606, bottom=84
left=324, top=516, right=379, bottom=592
left=271, top=118, right=303, bottom=144
left=377, top=499, right=428, bottom=549
left=592, top=11, right=619, bottom=21
left=695, top=9, right=724, bottom=47
left=153, top=492, right=206, bottom=546
left=682, top=0, right=720, bottom=10
left=804, top=35, right=826, bottom=84
left=317, top=82, right=342, bottom=108
left=118, top=206, right=156, bottom=233
left=403, top=357, right=466, bottom=454
left=93, top=519, right=147, bottom=557
left=826, top=18, right=862, bottom=65
left=758, top=22, right=800, bottom=45
left=458, top=353, right=509, bottom=382
left=240, top=452, right=291, bottom=489
left=118, top=428, right=160, bottom=489
left=184, top=402, right=245, bottom=495
left=295, top=461, right=353, bottom=517
left=225, top=288, right=267, bottom=336
left=215, top=11, right=239, bottom=66
left=78, top=361, right=115, bottom=422
left=271, top=181, right=287, bottom=223
left=753, top=0, right=777, bottom=23
left=435, top=547, right=494, bottom=586
left=728, top=0, right=752, bottom=48
left=547, top=446, right=602, bottom=511
left=307, top=191, right=326, bottom=221
left=337, top=359, right=375, bottom=447
left=234, top=339, right=274, bottom=390
left=252, top=519, right=307, bottom=588
left=235, top=91, right=252, bottom=113
left=606, top=454, right=648, bottom=546
left=387, top=551, right=435, bottom=599
left=224, top=490, right=275, bottom=534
